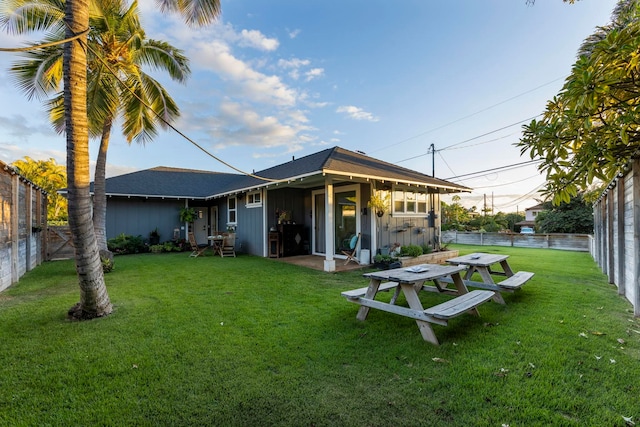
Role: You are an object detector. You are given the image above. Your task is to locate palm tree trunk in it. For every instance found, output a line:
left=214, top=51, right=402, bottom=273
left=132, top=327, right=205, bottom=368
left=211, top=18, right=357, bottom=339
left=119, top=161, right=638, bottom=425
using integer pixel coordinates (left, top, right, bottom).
left=94, top=119, right=113, bottom=253
left=64, top=0, right=112, bottom=320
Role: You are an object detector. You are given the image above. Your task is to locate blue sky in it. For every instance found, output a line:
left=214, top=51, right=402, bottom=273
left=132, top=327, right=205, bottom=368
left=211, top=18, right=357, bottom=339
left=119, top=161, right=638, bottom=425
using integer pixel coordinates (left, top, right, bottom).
left=0, top=0, right=619, bottom=211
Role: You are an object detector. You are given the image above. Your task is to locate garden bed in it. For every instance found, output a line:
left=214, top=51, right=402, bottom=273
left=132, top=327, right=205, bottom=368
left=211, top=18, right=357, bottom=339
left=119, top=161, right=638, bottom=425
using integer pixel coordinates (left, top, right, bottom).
left=398, top=249, right=459, bottom=267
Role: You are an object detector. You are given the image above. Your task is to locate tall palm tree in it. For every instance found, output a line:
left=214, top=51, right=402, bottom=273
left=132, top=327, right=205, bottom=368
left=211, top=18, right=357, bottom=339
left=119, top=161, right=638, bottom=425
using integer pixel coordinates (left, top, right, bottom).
left=2, top=0, right=218, bottom=319
left=9, top=0, right=190, bottom=253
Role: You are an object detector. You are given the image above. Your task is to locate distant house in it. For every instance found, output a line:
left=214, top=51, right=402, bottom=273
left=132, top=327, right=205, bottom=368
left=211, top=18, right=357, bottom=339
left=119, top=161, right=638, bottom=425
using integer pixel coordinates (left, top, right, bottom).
left=97, top=147, right=470, bottom=271
left=516, top=203, right=545, bottom=229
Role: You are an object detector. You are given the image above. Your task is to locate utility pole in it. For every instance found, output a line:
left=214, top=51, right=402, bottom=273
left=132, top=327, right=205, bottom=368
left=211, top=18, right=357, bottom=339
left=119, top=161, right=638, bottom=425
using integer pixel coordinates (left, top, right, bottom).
left=430, top=143, right=435, bottom=177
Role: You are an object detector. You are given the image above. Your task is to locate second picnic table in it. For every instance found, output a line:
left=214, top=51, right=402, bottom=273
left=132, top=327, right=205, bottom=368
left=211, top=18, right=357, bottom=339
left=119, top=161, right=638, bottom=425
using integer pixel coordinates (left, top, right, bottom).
left=445, top=252, right=534, bottom=304
left=342, top=263, right=495, bottom=345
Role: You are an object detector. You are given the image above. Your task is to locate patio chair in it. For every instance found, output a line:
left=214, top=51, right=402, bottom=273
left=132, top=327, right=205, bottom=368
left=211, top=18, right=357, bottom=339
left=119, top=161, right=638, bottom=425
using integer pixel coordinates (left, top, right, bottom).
left=220, top=233, right=236, bottom=258
left=340, top=232, right=361, bottom=265
left=188, top=232, right=208, bottom=257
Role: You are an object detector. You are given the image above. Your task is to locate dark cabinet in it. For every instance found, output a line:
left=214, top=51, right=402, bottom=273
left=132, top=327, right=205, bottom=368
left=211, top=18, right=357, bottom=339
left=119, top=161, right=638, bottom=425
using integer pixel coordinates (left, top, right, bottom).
left=278, top=224, right=307, bottom=257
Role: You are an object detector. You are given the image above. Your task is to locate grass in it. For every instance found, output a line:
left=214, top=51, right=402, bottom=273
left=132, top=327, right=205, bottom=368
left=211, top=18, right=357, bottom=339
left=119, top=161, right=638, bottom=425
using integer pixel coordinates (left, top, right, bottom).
left=0, top=244, right=639, bottom=426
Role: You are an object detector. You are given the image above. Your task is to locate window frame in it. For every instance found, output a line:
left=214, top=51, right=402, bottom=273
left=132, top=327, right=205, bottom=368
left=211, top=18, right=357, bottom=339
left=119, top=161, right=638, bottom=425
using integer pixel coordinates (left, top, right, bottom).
left=227, top=196, right=237, bottom=225
left=245, top=190, right=262, bottom=208
left=392, top=187, right=429, bottom=217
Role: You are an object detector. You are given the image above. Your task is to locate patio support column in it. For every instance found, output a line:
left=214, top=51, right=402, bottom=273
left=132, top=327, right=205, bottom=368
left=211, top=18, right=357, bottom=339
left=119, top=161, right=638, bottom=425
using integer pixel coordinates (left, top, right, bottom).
left=324, top=177, right=336, bottom=272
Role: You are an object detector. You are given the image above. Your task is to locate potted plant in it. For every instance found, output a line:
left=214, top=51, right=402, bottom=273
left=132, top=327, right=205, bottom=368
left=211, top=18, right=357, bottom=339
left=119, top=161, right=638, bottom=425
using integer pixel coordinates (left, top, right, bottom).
left=368, top=192, right=389, bottom=217
left=149, top=228, right=160, bottom=245
left=373, top=254, right=401, bottom=270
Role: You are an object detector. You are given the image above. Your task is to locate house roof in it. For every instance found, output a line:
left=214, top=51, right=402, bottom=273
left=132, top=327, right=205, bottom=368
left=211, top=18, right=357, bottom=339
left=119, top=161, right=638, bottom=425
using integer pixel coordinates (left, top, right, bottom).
left=98, top=146, right=471, bottom=199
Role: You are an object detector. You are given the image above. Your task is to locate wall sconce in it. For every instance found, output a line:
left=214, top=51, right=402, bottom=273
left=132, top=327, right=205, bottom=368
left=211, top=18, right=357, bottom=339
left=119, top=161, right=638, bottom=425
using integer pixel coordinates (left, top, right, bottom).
left=198, top=210, right=203, bottom=219
left=362, top=207, right=368, bottom=216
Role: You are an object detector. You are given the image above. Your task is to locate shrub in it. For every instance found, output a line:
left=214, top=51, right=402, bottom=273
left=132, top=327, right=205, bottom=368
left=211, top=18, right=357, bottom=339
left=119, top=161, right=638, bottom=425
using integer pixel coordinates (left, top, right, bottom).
left=107, top=233, right=146, bottom=255
left=421, top=243, right=433, bottom=254
left=400, top=244, right=423, bottom=257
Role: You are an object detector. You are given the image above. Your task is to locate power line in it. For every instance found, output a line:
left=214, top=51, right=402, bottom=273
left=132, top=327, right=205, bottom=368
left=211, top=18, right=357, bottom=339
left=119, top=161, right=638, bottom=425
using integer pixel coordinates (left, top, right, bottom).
left=368, top=77, right=563, bottom=155
left=445, top=159, right=542, bottom=181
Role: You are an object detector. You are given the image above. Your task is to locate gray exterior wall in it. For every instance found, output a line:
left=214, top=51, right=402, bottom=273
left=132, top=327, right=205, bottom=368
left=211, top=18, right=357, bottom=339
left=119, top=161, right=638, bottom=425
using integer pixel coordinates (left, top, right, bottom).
left=106, top=198, right=184, bottom=243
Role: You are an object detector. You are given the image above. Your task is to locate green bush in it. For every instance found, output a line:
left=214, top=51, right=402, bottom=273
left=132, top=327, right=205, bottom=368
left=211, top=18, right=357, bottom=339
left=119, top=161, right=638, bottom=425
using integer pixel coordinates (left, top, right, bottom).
left=107, top=233, right=146, bottom=255
left=421, top=243, right=433, bottom=254
left=400, top=244, right=423, bottom=257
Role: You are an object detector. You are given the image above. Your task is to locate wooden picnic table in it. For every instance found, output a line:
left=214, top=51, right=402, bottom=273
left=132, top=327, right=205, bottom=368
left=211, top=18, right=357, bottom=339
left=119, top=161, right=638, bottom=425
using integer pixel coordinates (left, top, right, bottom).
left=207, top=235, right=224, bottom=257
left=445, top=252, right=534, bottom=304
left=341, top=263, right=494, bottom=345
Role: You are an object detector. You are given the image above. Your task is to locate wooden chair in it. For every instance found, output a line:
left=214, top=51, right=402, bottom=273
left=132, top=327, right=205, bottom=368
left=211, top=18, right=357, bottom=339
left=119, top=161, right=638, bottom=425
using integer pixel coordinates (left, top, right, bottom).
left=220, top=233, right=236, bottom=257
left=188, top=232, right=208, bottom=257
left=340, top=233, right=361, bottom=265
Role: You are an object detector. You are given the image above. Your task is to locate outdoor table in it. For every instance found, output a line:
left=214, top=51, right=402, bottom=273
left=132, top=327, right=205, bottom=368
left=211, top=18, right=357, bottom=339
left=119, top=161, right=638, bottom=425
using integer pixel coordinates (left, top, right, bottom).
left=341, top=264, right=494, bottom=345
left=207, top=235, right=224, bottom=257
left=446, top=252, right=533, bottom=304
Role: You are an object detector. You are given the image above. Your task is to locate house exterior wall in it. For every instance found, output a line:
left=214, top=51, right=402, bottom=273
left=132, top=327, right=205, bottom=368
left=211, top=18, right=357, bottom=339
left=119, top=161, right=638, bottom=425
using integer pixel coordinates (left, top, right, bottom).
left=236, top=197, right=264, bottom=256
left=106, top=198, right=184, bottom=243
left=374, top=191, right=442, bottom=253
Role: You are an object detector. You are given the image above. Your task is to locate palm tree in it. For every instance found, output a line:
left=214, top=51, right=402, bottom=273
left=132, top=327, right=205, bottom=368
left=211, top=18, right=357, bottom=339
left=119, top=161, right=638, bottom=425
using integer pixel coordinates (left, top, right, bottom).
left=2, top=0, right=220, bottom=320
left=9, top=0, right=190, bottom=254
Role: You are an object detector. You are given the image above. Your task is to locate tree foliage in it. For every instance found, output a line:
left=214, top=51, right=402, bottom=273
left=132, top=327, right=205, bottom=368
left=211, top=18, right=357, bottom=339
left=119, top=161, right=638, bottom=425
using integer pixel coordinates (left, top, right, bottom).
left=518, top=0, right=640, bottom=204
left=535, top=193, right=594, bottom=234
left=12, top=156, right=68, bottom=222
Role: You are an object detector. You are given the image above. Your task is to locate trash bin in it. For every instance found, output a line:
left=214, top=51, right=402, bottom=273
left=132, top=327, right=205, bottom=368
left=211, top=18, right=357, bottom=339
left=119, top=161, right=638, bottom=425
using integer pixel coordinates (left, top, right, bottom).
left=360, top=249, right=371, bottom=265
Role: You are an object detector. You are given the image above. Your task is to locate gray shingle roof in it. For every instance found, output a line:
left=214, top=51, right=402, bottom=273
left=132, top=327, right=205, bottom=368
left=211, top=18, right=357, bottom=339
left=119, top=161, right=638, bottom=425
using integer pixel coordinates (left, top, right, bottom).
left=100, top=147, right=470, bottom=198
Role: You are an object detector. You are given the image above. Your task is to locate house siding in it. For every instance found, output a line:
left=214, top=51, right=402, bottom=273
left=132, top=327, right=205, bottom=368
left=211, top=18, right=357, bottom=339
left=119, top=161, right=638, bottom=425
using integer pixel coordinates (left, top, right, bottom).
left=106, top=198, right=184, bottom=243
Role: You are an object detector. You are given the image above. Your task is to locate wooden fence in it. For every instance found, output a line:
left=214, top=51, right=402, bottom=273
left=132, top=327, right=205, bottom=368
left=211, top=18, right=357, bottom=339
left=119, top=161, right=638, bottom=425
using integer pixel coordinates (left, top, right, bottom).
left=441, top=230, right=591, bottom=252
left=592, top=157, right=640, bottom=317
left=0, top=161, right=48, bottom=292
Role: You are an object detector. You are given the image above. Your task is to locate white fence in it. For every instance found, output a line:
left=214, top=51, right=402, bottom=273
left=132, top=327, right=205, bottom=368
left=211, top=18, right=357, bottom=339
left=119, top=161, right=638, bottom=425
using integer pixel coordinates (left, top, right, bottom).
left=592, top=158, right=640, bottom=317
left=442, top=230, right=591, bottom=252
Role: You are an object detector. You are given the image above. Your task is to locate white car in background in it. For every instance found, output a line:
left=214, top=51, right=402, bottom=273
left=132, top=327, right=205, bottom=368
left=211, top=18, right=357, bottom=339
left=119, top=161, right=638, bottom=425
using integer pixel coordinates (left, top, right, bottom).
left=520, top=227, right=535, bottom=235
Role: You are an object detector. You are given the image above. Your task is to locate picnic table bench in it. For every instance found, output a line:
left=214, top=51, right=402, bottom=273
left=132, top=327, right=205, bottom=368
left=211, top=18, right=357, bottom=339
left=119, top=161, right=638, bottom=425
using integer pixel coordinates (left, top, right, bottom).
left=445, top=253, right=535, bottom=304
left=341, top=264, right=495, bottom=345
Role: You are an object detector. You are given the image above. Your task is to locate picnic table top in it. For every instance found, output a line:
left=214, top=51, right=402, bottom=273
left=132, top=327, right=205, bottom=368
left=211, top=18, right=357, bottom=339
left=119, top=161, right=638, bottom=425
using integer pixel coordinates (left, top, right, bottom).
left=446, top=252, right=509, bottom=266
left=363, top=263, right=466, bottom=283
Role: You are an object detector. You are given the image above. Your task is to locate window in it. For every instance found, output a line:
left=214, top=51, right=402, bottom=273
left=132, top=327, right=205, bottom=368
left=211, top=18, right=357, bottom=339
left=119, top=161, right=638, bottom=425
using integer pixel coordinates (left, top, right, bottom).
left=246, top=190, right=262, bottom=208
left=228, top=196, right=237, bottom=224
left=392, top=189, right=428, bottom=216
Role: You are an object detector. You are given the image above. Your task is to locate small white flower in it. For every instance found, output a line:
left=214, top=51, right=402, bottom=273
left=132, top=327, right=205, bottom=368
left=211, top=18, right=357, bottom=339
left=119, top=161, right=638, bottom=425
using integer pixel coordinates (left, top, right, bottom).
left=529, top=363, right=536, bottom=369
left=579, top=332, right=588, bottom=338
left=220, top=322, right=224, bottom=326
left=610, top=359, right=616, bottom=364
left=595, top=355, right=602, bottom=360
left=622, top=415, right=635, bottom=426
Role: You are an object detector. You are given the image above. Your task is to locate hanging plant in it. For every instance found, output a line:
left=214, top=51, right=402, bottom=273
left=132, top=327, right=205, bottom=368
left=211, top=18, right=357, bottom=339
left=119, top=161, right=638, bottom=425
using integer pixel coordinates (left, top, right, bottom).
left=368, top=192, right=390, bottom=217
left=179, top=207, right=197, bottom=223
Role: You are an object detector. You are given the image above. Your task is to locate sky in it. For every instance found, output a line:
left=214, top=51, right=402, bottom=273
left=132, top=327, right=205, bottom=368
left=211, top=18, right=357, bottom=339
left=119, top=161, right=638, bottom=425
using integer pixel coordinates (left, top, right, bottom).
left=0, top=0, right=621, bottom=212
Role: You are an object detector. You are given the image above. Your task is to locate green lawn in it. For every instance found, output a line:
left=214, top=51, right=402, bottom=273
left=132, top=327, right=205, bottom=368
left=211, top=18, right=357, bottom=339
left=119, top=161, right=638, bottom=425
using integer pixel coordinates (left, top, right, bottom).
left=1, top=245, right=638, bottom=426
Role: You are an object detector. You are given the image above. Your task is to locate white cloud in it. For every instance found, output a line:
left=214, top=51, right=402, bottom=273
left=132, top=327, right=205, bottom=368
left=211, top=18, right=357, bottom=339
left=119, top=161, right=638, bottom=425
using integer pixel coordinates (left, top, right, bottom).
left=336, top=105, right=379, bottom=122
left=194, top=40, right=297, bottom=106
left=305, top=68, right=324, bottom=81
left=207, top=101, right=307, bottom=149
left=288, top=29, right=301, bottom=39
left=238, top=29, right=279, bottom=51
left=278, top=58, right=310, bottom=69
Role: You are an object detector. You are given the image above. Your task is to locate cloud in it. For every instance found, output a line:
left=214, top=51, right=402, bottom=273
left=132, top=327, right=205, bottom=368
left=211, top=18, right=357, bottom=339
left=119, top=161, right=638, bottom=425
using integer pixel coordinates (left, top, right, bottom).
left=336, top=105, right=379, bottom=122
left=206, top=101, right=309, bottom=149
left=238, top=29, right=279, bottom=51
left=194, top=40, right=297, bottom=106
left=287, top=29, right=301, bottom=39
left=305, top=68, right=324, bottom=81
left=278, top=58, right=311, bottom=80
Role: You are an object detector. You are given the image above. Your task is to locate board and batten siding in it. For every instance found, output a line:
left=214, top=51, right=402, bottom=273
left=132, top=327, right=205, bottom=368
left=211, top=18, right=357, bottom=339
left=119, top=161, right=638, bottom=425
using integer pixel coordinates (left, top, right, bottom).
left=592, top=158, right=640, bottom=316
left=106, top=198, right=184, bottom=243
